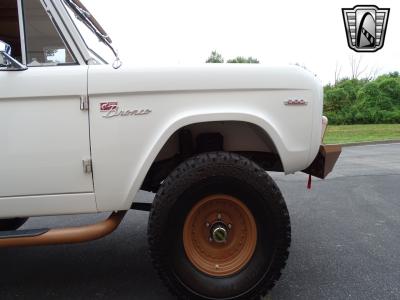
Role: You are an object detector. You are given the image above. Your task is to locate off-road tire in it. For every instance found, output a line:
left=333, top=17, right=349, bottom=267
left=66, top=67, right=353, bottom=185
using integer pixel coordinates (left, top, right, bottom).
left=148, top=152, right=291, bottom=300
left=0, top=218, right=28, bottom=231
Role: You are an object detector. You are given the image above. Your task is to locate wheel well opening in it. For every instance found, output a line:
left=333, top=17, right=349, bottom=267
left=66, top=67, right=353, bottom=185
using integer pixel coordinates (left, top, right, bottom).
left=141, top=121, right=283, bottom=192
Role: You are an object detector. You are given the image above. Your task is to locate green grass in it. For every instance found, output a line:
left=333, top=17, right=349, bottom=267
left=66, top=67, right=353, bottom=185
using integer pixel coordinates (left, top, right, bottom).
left=324, top=124, right=400, bottom=144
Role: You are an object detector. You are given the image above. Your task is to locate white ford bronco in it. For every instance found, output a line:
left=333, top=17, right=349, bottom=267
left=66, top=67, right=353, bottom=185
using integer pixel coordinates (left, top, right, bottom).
left=0, top=0, right=341, bottom=299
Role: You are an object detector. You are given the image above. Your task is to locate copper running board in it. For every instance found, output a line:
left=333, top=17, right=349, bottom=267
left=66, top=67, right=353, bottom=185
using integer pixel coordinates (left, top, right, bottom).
left=0, top=211, right=126, bottom=248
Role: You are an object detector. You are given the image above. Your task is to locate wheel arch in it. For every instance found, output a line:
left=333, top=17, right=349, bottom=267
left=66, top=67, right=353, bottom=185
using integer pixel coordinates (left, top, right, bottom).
left=126, top=112, right=288, bottom=201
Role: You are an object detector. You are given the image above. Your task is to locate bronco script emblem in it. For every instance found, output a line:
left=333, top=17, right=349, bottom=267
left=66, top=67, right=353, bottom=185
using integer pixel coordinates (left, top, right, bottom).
left=342, top=5, right=390, bottom=52
left=100, top=102, right=152, bottom=118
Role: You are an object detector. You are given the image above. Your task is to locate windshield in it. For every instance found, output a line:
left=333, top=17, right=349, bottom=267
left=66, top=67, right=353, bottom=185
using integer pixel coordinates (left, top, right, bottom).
left=62, top=0, right=115, bottom=64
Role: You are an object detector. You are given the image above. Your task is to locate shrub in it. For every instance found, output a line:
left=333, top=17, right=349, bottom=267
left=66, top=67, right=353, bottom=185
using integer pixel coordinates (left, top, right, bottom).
left=324, top=74, right=400, bottom=125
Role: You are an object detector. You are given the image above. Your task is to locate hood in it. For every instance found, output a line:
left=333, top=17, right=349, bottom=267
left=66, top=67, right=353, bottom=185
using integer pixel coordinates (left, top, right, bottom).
left=88, top=63, right=321, bottom=96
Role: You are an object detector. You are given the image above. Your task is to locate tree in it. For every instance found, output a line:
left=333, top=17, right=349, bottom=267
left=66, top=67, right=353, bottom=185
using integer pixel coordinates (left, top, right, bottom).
left=388, top=71, right=400, bottom=78
left=227, top=56, right=259, bottom=64
left=206, top=50, right=224, bottom=63
left=365, top=67, right=381, bottom=81
left=334, top=62, right=342, bottom=84
left=349, top=55, right=368, bottom=80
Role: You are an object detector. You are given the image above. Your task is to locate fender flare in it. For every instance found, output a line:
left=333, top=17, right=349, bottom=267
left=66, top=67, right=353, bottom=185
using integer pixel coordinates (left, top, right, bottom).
left=123, top=111, right=289, bottom=208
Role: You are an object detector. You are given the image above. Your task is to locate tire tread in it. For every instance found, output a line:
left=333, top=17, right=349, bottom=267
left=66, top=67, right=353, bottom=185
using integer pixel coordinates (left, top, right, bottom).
left=148, top=152, right=291, bottom=300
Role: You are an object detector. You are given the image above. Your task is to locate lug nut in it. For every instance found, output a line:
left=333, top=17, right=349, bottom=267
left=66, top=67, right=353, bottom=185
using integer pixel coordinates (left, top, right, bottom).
left=228, top=224, right=232, bottom=229
left=205, top=222, right=210, bottom=227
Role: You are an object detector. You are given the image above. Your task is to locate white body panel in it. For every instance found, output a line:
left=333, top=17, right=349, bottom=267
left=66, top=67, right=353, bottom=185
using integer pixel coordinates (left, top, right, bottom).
left=0, top=193, right=97, bottom=218
left=88, top=64, right=322, bottom=211
left=0, top=66, right=96, bottom=217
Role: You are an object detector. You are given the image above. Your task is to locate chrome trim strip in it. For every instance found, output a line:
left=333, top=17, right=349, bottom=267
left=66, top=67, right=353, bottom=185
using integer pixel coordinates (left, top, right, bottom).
left=48, top=0, right=91, bottom=64
left=16, top=0, right=26, bottom=64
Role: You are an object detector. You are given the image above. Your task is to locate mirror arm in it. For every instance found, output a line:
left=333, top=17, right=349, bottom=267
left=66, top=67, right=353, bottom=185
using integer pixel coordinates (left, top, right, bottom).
left=0, top=52, right=27, bottom=71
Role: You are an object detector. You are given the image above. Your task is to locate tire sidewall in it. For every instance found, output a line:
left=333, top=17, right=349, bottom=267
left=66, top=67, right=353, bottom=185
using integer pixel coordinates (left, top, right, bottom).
left=149, top=153, right=290, bottom=300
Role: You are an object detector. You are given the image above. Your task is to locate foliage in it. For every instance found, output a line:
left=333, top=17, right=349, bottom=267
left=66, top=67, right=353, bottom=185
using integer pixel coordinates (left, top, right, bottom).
left=324, top=72, right=400, bottom=124
left=227, top=56, right=259, bottom=64
left=206, top=50, right=224, bottom=63
left=205, top=51, right=259, bottom=64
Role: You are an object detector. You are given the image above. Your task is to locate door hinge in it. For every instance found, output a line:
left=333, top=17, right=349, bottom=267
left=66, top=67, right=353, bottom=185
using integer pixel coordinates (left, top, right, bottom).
left=82, top=159, right=92, bottom=173
left=80, top=95, right=89, bottom=111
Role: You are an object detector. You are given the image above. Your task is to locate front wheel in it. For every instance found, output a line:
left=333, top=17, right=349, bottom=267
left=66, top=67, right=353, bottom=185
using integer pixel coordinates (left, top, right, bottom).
left=148, top=152, right=291, bottom=300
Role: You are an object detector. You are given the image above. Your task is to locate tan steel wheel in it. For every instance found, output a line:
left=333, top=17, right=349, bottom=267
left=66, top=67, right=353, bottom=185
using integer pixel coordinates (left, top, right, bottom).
left=183, top=194, right=257, bottom=277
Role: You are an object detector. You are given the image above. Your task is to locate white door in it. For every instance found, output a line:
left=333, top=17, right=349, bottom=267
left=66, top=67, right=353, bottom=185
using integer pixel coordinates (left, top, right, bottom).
left=0, top=0, right=96, bottom=217
left=0, top=66, right=93, bottom=197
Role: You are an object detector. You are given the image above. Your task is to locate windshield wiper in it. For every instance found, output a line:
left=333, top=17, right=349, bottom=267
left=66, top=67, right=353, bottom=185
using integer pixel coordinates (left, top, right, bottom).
left=63, top=0, right=121, bottom=68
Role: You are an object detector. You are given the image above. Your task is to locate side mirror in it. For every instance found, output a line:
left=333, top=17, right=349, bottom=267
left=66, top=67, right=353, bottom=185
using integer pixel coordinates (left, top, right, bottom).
left=0, top=40, right=12, bottom=55
left=0, top=40, right=27, bottom=71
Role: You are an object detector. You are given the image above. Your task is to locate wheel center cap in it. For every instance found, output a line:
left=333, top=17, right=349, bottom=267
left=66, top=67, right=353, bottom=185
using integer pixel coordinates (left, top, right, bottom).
left=211, top=223, right=228, bottom=243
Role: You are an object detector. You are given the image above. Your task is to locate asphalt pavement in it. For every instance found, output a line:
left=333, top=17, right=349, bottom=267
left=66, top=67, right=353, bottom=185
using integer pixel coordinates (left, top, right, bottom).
left=0, top=143, right=399, bottom=299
